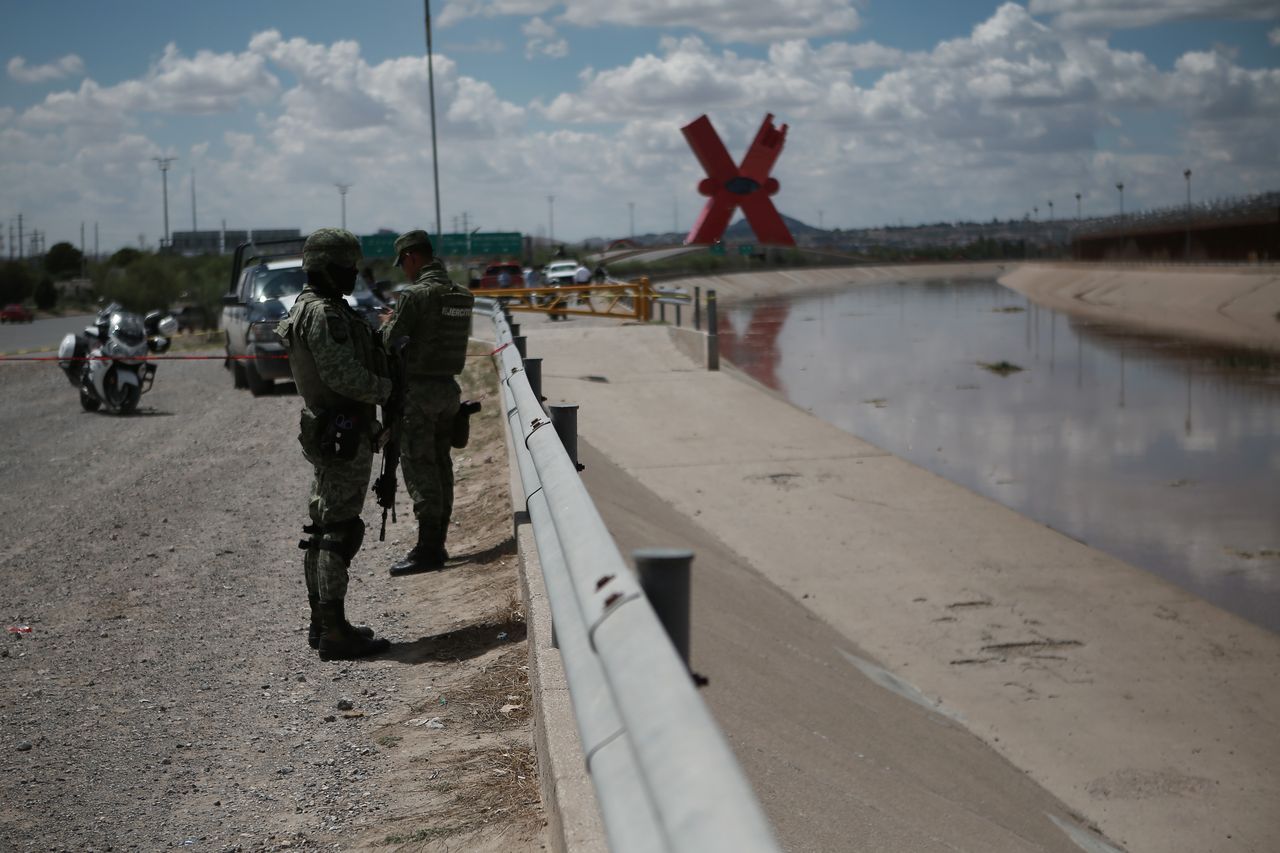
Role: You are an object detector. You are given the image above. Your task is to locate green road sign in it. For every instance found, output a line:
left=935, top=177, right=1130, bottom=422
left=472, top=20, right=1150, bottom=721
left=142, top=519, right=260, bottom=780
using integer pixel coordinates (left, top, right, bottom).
left=708, top=243, right=726, bottom=255
left=360, top=233, right=398, bottom=258
left=361, top=231, right=523, bottom=259
left=437, top=232, right=523, bottom=257
left=738, top=244, right=755, bottom=255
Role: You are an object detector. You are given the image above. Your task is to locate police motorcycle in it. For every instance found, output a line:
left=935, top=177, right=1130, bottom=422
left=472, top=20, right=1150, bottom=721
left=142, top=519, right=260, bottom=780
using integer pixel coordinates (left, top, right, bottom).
left=57, top=303, right=178, bottom=414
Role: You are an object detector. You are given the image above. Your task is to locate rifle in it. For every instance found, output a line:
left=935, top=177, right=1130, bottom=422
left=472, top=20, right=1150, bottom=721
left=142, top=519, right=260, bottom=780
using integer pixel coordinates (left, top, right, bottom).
left=372, top=337, right=410, bottom=541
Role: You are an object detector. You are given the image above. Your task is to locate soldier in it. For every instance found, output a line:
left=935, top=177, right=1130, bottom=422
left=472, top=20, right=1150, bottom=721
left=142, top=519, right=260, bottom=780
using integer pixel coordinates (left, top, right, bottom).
left=381, top=229, right=475, bottom=575
left=277, top=228, right=393, bottom=660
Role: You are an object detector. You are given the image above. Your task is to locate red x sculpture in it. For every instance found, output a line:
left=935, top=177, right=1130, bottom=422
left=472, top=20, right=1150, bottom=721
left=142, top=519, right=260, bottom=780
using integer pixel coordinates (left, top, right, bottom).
left=682, top=113, right=795, bottom=246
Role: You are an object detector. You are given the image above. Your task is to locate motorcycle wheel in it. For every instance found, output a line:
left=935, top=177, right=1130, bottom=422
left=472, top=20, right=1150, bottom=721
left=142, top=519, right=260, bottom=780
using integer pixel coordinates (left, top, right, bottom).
left=79, top=388, right=101, bottom=412
left=104, top=371, right=141, bottom=415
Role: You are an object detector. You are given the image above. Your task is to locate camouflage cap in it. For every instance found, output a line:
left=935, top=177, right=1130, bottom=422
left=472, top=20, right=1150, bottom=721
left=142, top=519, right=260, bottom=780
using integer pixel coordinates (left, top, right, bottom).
left=302, top=227, right=362, bottom=271
left=393, top=229, right=434, bottom=266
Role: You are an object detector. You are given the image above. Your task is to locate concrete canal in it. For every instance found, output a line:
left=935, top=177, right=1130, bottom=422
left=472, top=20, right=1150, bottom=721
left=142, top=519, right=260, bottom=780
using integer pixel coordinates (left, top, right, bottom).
left=718, top=275, right=1280, bottom=632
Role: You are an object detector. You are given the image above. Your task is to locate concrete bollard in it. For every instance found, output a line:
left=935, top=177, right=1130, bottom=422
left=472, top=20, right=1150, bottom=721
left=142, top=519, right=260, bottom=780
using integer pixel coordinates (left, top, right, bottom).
left=706, top=289, right=719, bottom=371
left=634, top=548, right=693, bottom=669
left=524, top=357, right=544, bottom=403
left=549, top=403, right=583, bottom=471
left=694, top=286, right=702, bottom=331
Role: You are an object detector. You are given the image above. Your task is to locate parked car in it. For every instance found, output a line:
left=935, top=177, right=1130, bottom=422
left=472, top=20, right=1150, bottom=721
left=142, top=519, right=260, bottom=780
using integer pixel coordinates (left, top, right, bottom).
left=543, top=260, right=583, bottom=286
left=220, top=238, right=367, bottom=396
left=0, top=303, right=34, bottom=323
left=476, top=262, right=524, bottom=290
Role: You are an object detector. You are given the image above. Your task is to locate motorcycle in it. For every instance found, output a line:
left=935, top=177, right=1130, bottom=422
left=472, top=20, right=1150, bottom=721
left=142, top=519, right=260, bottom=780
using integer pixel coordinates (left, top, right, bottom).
left=58, top=304, right=178, bottom=415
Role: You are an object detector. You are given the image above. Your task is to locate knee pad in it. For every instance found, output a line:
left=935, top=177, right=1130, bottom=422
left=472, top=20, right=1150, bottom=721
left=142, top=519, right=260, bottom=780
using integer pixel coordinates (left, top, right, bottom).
left=321, top=517, right=365, bottom=564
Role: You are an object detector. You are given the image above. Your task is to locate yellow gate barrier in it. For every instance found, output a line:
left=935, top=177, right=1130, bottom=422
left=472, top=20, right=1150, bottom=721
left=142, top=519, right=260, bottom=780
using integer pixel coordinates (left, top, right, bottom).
left=474, top=277, right=655, bottom=321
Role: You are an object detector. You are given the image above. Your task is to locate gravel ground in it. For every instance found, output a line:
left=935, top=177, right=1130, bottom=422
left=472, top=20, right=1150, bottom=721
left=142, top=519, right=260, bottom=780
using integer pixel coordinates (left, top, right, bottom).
left=0, top=344, right=544, bottom=852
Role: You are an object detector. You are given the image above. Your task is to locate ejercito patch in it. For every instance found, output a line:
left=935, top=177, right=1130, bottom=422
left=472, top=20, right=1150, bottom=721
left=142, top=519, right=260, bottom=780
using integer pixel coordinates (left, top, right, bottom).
left=442, top=306, right=472, bottom=318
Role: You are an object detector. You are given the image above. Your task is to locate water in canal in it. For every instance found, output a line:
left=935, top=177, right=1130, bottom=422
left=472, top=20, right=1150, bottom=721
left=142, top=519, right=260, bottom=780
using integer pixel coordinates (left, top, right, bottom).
left=719, top=277, right=1280, bottom=633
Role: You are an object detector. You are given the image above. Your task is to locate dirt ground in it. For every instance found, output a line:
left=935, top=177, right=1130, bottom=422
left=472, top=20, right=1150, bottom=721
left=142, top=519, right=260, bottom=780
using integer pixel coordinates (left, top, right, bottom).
left=0, top=340, right=545, bottom=851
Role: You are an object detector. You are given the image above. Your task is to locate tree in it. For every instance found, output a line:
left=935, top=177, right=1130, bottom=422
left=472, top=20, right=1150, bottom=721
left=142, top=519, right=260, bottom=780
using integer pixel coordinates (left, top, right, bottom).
left=0, top=261, right=35, bottom=304
left=34, top=276, right=58, bottom=310
left=45, top=241, right=84, bottom=280
left=109, top=247, right=143, bottom=267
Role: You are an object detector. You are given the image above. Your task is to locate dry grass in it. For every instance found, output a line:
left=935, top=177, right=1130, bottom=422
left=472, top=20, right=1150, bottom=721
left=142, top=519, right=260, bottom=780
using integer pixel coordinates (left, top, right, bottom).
left=380, top=741, right=542, bottom=847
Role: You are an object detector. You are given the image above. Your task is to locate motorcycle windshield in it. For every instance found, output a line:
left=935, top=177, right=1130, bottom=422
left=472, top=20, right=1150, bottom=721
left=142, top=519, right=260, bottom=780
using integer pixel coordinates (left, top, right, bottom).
left=110, top=312, right=146, bottom=347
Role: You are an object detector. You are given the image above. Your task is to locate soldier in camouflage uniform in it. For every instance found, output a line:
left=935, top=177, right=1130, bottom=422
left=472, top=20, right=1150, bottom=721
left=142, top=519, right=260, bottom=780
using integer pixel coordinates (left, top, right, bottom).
left=381, top=230, right=475, bottom=575
left=277, top=228, right=393, bottom=659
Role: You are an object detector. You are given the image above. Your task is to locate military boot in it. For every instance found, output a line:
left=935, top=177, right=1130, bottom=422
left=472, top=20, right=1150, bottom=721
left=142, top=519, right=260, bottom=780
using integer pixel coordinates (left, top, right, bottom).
left=308, top=596, right=374, bottom=650
left=317, top=602, right=390, bottom=661
left=389, top=522, right=445, bottom=576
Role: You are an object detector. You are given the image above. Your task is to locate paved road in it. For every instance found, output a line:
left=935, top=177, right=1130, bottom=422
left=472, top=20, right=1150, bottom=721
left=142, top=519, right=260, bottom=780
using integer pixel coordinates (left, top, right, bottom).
left=0, top=313, right=96, bottom=353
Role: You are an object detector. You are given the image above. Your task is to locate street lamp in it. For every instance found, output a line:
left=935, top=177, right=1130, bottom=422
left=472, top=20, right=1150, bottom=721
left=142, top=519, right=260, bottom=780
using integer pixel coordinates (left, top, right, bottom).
left=153, top=156, right=177, bottom=250
left=335, top=183, right=351, bottom=230
left=1075, top=192, right=1081, bottom=221
left=1183, top=169, right=1192, bottom=260
left=1115, top=182, right=1125, bottom=219
left=547, top=195, right=556, bottom=246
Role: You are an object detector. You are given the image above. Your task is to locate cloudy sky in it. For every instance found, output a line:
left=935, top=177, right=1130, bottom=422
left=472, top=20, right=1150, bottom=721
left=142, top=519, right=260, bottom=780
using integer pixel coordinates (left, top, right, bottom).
left=1, top=0, right=1277, bottom=253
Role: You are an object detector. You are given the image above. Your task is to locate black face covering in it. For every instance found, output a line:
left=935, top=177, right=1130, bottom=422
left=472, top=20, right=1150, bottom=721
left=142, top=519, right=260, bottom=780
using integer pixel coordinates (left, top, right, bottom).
left=326, top=262, right=359, bottom=296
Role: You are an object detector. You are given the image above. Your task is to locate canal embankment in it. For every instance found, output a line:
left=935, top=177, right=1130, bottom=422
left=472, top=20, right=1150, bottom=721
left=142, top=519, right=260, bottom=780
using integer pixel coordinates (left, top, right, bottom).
left=1000, top=263, right=1280, bottom=352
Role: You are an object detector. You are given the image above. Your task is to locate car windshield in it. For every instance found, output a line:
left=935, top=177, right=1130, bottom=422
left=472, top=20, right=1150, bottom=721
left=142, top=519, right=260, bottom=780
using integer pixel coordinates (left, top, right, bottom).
left=251, top=265, right=307, bottom=301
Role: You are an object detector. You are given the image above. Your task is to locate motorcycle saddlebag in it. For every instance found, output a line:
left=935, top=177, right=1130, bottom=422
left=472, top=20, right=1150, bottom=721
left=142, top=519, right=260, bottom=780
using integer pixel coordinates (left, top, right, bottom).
left=57, top=333, right=87, bottom=384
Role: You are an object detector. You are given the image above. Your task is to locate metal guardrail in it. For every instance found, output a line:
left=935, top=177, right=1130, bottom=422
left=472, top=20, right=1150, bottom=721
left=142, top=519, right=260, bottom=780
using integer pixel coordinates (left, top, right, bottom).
left=478, top=298, right=780, bottom=853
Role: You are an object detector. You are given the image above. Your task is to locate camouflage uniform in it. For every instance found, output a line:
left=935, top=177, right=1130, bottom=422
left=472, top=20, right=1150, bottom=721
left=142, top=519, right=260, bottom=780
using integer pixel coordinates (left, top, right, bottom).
left=277, top=228, right=392, bottom=658
left=381, top=231, right=474, bottom=572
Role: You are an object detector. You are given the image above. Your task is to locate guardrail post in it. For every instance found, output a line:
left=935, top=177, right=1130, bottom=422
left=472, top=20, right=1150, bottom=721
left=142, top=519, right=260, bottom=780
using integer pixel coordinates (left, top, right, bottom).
left=634, top=548, right=693, bottom=668
left=513, top=334, right=527, bottom=358
left=659, top=301, right=667, bottom=324
left=549, top=403, right=583, bottom=471
left=706, top=289, right=720, bottom=371
left=509, top=319, right=521, bottom=338
left=524, top=356, right=544, bottom=403
left=694, top=286, right=702, bottom=331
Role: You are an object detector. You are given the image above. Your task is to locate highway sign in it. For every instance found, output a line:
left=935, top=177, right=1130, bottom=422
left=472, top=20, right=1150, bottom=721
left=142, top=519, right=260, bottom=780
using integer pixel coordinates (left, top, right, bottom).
left=738, top=244, right=755, bottom=255
left=360, top=233, right=398, bottom=258
left=437, top=232, right=523, bottom=257
left=708, top=243, right=726, bottom=255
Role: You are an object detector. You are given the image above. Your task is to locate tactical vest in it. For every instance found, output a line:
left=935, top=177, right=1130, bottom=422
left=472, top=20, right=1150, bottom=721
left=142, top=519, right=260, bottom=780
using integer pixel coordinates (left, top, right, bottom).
left=279, top=289, right=388, bottom=419
left=401, top=266, right=474, bottom=377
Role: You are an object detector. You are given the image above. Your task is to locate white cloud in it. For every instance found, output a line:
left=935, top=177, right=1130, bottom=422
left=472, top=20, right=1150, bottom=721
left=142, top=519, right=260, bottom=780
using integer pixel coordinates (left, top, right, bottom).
left=523, top=17, right=569, bottom=59
left=440, top=0, right=861, bottom=43
left=1268, top=27, right=1280, bottom=46
left=1029, top=0, right=1280, bottom=30
left=18, top=43, right=278, bottom=129
left=7, top=54, right=85, bottom=83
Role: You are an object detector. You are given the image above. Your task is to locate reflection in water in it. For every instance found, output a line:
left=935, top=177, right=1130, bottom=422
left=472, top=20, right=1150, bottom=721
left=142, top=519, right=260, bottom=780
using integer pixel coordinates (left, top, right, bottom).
left=720, top=279, right=1280, bottom=633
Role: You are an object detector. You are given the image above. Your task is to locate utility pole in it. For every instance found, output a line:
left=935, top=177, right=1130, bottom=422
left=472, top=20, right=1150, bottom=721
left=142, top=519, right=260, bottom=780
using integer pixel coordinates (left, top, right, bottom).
left=1075, top=192, right=1081, bottom=222
left=153, top=156, right=176, bottom=250
left=94, top=222, right=99, bottom=260
left=335, top=183, right=351, bottom=230
left=1183, top=168, right=1192, bottom=260
left=191, top=168, right=198, bottom=232
left=18, top=213, right=24, bottom=260
left=81, top=222, right=86, bottom=275
left=547, top=195, right=555, bottom=246
left=424, top=0, right=443, bottom=249
left=628, top=201, right=635, bottom=240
